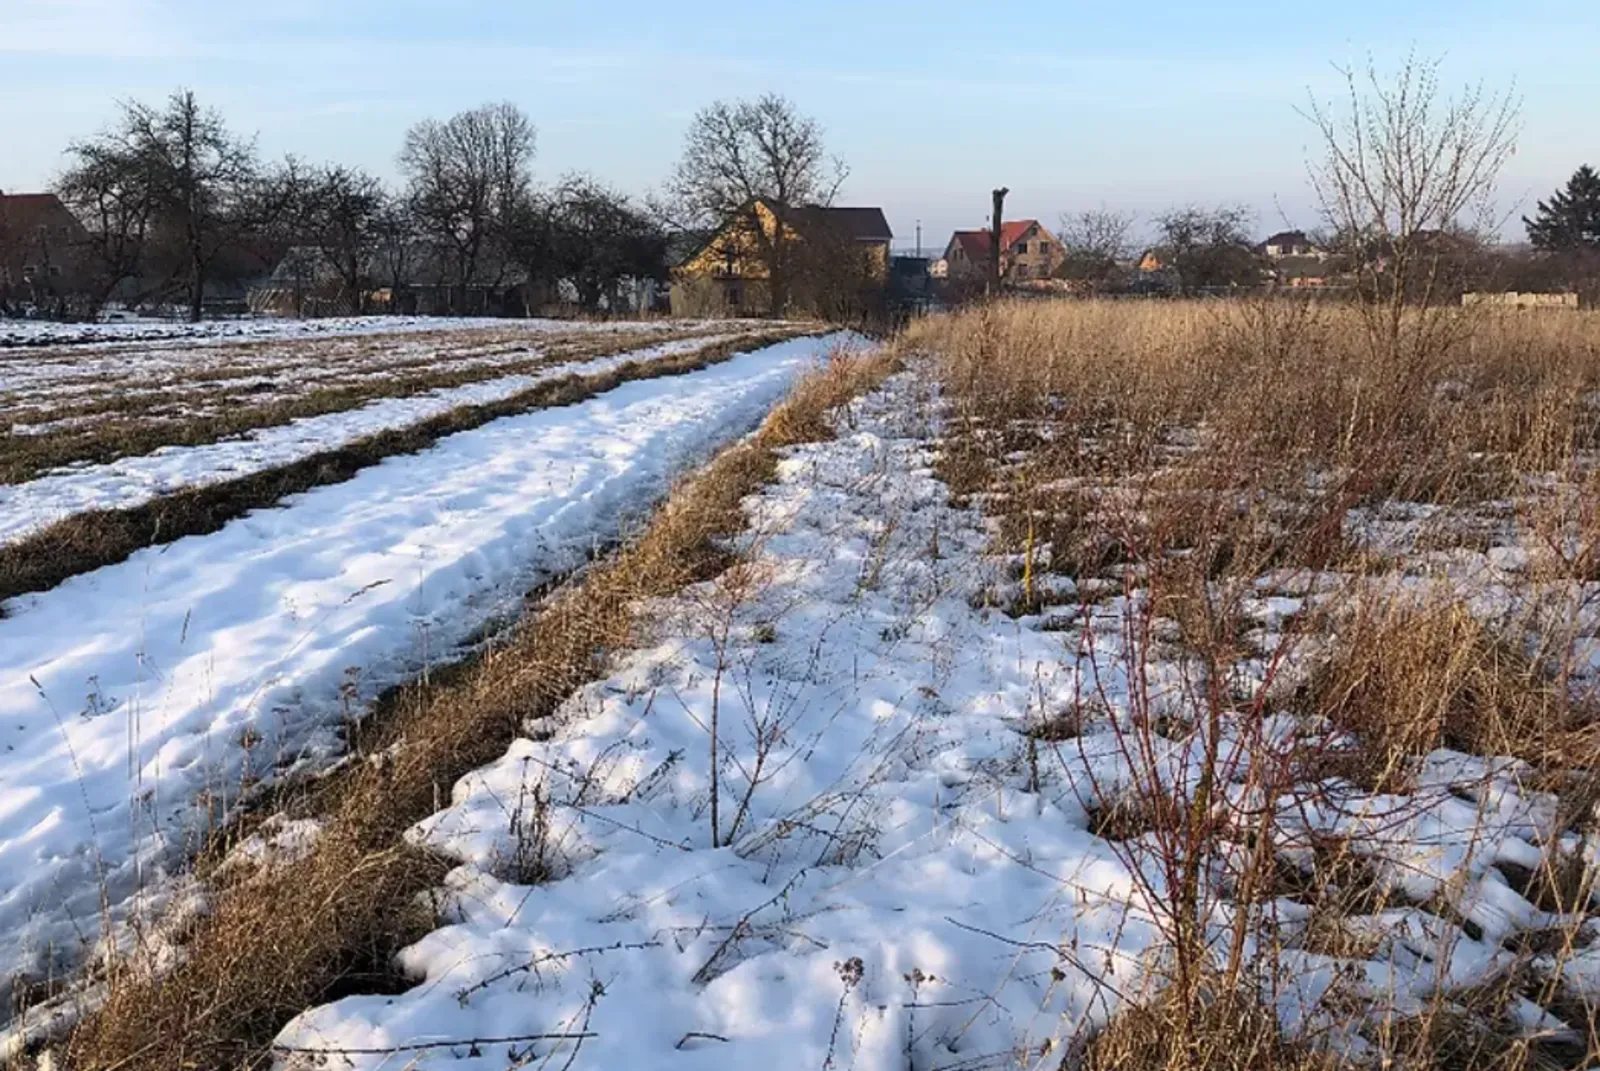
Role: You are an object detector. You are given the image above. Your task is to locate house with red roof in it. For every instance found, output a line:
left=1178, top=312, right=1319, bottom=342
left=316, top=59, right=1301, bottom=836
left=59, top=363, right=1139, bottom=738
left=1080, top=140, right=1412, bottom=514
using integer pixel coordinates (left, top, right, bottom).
left=940, top=219, right=1066, bottom=284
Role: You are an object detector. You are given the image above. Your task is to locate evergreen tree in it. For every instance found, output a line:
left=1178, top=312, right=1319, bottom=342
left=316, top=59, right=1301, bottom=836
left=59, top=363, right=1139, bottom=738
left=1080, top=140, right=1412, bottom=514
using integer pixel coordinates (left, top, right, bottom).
left=1524, top=165, right=1600, bottom=251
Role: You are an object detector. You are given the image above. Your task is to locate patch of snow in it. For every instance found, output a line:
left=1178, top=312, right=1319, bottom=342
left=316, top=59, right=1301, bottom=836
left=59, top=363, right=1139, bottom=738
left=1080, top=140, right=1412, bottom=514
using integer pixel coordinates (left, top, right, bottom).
left=274, top=374, right=1168, bottom=1069
left=0, top=315, right=730, bottom=351
left=0, top=333, right=743, bottom=549
left=0, top=333, right=856, bottom=1005
left=273, top=371, right=1599, bottom=1069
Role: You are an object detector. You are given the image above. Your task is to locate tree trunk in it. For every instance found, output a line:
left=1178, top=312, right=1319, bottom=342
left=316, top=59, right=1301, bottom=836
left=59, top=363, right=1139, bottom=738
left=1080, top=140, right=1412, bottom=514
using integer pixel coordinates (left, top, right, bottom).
left=989, top=187, right=1009, bottom=296
left=188, top=250, right=205, bottom=323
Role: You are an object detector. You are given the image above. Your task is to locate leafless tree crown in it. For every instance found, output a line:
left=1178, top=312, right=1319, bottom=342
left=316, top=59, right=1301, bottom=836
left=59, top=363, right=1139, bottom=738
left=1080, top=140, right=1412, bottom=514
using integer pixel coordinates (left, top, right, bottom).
left=1058, top=208, right=1136, bottom=262
left=1304, top=53, right=1519, bottom=249
left=667, top=94, right=846, bottom=225
left=399, top=101, right=536, bottom=286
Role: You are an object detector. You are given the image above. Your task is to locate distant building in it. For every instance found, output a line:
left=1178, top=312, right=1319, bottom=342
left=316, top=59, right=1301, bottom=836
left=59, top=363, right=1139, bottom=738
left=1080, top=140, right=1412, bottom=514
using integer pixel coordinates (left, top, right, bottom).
left=670, top=198, right=893, bottom=318
left=0, top=191, right=92, bottom=311
left=1259, top=230, right=1321, bottom=259
left=889, top=254, right=936, bottom=311
left=941, top=220, right=1066, bottom=283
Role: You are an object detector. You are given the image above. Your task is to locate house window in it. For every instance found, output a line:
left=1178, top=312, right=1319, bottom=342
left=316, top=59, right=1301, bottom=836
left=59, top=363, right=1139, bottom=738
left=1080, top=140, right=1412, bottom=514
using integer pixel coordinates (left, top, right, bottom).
left=1016, top=241, right=1028, bottom=254
left=725, top=284, right=741, bottom=308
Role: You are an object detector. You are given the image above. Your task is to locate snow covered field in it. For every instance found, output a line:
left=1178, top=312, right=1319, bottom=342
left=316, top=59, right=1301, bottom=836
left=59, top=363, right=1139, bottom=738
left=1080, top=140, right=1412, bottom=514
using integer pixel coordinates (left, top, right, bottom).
left=0, top=333, right=742, bottom=548
left=0, top=317, right=743, bottom=446
left=0, top=332, right=852, bottom=1001
left=0, top=314, right=734, bottom=351
left=271, top=371, right=1600, bottom=1069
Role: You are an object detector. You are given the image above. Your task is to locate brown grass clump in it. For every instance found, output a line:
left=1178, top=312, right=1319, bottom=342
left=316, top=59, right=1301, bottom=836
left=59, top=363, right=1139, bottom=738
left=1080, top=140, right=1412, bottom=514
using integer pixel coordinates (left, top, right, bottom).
left=51, top=343, right=900, bottom=1071
left=1298, top=597, right=1596, bottom=781
left=1080, top=985, right=1333, bottom=1071
left=913, top=297, right=1600, bottom=1071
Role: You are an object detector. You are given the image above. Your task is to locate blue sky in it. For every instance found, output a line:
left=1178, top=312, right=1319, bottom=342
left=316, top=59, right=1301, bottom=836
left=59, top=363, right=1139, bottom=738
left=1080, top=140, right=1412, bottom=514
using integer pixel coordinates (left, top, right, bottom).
left=4, top=0, right=1595, bottom=248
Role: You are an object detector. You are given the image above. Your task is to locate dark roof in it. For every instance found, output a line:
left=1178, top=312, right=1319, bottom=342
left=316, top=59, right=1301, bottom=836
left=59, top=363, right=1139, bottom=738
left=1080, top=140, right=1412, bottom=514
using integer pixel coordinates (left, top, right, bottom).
left=0, top=192, right=85, bottom=233
left=778, top=203, right=893, bottom=243
left=1262, top=230, right=1312, bottom=248
left=949, top=231, right=990, bottom=261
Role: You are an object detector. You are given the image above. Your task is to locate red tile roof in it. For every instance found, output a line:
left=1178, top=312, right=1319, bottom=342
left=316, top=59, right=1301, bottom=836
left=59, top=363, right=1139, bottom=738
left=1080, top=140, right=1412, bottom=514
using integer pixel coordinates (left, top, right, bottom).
left=999, top=219, right=1038, bottom=248
left=948, top=220, right=1042, bottom=261
left=952, top=230, right=991, bottom=261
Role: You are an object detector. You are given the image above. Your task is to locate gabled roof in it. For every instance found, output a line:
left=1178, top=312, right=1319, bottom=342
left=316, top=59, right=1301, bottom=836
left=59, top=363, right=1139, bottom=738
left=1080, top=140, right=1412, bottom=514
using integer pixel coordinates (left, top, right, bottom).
left=0, top=192, right=85, bottom=234
left=678, top=200, right=892, bottom=270
left=775, top=203, right=893, bottom=243
left=947, top=220, right=1046, bottom=261
left=998, top=219, right=1040, bottom=248
left=1261, top=230, right=1317, bottom=254
left=950, top=230, right=991, bottom=261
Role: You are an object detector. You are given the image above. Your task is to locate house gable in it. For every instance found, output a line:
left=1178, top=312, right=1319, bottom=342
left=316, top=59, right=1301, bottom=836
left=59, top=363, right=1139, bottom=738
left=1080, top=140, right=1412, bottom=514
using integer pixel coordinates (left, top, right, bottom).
left=0, top=192, right=93, bottom=295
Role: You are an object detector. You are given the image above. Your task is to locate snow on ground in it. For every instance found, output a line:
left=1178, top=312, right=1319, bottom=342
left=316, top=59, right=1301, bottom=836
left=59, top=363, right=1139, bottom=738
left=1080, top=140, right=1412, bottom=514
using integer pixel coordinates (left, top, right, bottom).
left=274, top=371, right=1599, bottom=1069
left=274, top=373, right=1168, bottom=1070
left=0, top=314, right=711, bottom=350
left=0, top=332, right=855, bottom=1001
left=0, top=318, right=722, bottom=415
left=0, top=333, right=743, bottom=548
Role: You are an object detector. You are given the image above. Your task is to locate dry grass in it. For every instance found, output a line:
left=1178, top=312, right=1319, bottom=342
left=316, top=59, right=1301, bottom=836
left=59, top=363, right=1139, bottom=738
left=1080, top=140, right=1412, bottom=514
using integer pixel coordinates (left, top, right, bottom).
left=1297, top=596, right=1599, bottom=784
left=1079, top=985, right=1334, bottom=1071
left=911, top=298, right=1600, bottom=1071
left=0, top=330, right=804, bottom=607
left=46, top=341, right=900, bottom=1071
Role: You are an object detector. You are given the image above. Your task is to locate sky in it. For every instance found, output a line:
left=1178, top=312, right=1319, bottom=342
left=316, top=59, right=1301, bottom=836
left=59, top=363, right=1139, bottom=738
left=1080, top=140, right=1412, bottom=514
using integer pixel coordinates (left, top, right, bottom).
left=3, top=0, right=1596, bottom=250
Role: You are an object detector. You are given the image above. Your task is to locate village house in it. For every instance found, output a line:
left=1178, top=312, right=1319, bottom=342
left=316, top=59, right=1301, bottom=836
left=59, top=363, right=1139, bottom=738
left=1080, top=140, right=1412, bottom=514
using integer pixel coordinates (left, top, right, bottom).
left=0, top=191, right=92, bottom=312
left=1259, top=229, right=1322, bottom=259
left=670, top=198, right=893, bottom=318
left=941, top=220, right=1066, bottom=283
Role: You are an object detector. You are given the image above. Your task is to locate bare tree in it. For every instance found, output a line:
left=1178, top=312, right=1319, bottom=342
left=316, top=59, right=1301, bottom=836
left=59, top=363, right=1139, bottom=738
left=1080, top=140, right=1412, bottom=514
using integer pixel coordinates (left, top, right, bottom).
left=1154, top=205, right=1262, bottom=294
left=399, top=101, right=535, bottom=311
left=55, top=136, right=161, bottom=315
left=371, top=197, right=418, bottom=313
left=1057, top=207, right=1135, bottom=285
left=548, top=175, right=666, bottom=312
left=120, top=90, right=290, bottom=322
left=667, top=94, right=847, bottom=316
left=1304, top=52, right=1519, bottom=362
left=301, top=164, right=385, bottom=314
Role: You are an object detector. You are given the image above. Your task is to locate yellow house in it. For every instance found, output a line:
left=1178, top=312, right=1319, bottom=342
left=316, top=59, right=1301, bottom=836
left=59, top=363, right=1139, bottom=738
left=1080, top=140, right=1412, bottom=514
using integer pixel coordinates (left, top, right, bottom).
left=670, top=198, right=892, bottom=318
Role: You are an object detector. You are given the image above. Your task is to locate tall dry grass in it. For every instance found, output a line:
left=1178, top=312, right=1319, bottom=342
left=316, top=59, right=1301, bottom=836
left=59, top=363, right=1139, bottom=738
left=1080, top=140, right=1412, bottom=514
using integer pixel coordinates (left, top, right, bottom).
left=912, top=297, right=1600, bottom=1070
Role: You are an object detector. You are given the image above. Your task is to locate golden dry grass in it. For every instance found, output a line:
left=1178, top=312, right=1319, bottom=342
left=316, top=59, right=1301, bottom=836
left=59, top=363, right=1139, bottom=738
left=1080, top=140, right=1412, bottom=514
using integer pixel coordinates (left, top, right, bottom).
left=911, top=297, right=1600, bottom=1071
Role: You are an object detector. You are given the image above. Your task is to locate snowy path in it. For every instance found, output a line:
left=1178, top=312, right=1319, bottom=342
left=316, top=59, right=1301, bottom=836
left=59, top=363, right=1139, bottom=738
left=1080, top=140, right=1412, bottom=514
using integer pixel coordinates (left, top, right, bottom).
left=273, top=374, right=1163, bottom=1070
left=0, top=333, right=852, bottom=994
left=0, top=334, right=741, bottom=549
